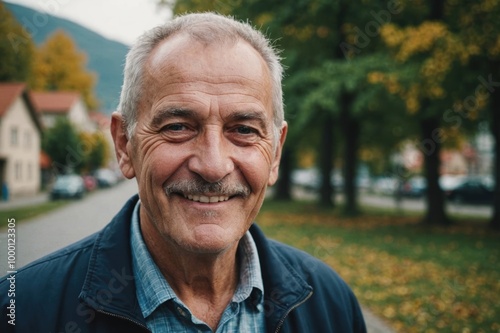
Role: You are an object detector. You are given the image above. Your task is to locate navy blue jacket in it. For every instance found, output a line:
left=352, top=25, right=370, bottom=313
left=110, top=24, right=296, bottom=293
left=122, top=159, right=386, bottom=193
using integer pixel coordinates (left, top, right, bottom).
left=1, top=195, right=366, bottom=332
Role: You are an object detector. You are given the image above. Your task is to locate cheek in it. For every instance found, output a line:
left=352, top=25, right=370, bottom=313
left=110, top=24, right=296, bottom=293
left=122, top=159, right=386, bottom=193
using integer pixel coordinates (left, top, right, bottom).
left=236, top=148, right=273, bottom=189
left=135, top=140, right=186, bottom=186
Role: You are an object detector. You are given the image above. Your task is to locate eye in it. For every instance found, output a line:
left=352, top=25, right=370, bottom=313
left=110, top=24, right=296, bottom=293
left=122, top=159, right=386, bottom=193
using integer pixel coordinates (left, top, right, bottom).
left=163, top=123, right=187, bottom=132
left=159, top=123, right=196, bottom=143
left=235, top=126, right=257, bottom=135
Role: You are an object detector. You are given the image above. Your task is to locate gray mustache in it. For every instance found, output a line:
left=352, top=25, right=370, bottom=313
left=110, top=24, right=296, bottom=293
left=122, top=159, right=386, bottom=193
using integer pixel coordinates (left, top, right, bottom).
left=164, top=179, right=251, bottom=198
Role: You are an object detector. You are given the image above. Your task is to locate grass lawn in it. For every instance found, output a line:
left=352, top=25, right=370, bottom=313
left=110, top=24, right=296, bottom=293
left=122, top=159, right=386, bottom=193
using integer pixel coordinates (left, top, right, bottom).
left=0, top=200, right=69, bottom=227
left=257, top=200, right=500, bottom=333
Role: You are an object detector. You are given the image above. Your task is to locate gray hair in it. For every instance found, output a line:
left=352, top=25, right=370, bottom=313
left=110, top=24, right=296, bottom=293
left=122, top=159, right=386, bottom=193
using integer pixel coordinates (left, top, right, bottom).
left=117, top=12, right=284, bottom=140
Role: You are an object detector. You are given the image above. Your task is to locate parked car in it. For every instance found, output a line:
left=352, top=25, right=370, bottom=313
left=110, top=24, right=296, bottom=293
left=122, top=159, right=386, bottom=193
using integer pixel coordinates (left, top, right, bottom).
left=82, top=175, right=98, bottom=191
left=398, top=176, right=427, bottom=198
left=371, top=177, right=398, bottom=195
left=291, top=168, right=321, bottom=191
left=50, top=175, right=85, bottom=200
left=446, top=178, right=493, bottom=204
left=439, top=174, right=466, bottom=192
left=94, top=168, right=118, bottom=188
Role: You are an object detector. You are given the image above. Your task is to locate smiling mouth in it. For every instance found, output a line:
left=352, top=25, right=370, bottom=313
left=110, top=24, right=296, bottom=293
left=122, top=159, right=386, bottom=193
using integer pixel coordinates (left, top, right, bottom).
left=183, top=194, right=230, bottom=203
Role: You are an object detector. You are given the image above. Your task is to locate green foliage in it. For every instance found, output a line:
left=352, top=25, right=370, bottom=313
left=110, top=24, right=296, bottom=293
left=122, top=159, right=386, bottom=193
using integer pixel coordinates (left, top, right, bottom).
left=80, top=131, right=110, bottom=172
left=0, top=2, right=35, bottom=82
left=42, top=119, right=110, bottom=175
left=42, top=118, right=85, bottom=174
left=165, top=0, right=499, bottom=219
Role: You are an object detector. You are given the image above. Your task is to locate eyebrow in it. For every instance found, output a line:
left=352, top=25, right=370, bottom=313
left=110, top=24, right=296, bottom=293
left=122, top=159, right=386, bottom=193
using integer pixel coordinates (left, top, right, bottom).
left=150, top=107, right=195, bottom=129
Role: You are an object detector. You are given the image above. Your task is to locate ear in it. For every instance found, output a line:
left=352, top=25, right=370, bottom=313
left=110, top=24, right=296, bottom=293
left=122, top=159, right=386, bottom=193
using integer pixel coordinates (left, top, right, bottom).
left=110, top=112, right=136, bottom=179
left=268, top=121, right=288, bottom=186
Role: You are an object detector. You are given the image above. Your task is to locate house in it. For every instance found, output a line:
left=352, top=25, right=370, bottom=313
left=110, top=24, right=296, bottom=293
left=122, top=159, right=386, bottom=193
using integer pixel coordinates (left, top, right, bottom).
left=30, top=91, right=95, bottom=132
left=0, top=83, right=43, bottom=197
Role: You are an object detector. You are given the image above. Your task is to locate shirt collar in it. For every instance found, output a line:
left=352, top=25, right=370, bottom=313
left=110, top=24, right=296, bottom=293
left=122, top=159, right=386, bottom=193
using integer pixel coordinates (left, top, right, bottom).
left=130, top=200, right=264, bottom=318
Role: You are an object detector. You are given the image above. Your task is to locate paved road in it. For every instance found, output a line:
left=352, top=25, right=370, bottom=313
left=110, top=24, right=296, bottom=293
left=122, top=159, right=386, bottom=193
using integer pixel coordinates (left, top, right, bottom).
left=0, top=179, right=139, bottom=271
left=0, top=180, right=395, bottom=333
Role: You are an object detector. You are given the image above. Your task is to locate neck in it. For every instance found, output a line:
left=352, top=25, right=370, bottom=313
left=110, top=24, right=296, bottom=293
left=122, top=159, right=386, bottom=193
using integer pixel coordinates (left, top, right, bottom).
left=140, top=218, right=240, bottom=330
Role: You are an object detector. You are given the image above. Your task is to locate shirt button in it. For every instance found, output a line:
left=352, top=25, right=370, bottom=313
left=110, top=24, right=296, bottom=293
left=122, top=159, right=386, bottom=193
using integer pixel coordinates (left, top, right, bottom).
left=177, top=306, right=187, bottom=317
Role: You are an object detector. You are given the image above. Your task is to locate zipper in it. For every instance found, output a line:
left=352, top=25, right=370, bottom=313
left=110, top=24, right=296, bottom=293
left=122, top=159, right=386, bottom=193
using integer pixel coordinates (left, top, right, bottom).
left=274, top=290, right=313, bottom=333
left=97, top=309, right=151, bottom=332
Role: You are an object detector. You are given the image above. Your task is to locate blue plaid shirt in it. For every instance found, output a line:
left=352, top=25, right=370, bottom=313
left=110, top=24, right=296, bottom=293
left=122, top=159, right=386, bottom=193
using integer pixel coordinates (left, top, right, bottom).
left=130, top=201, right=265, bottom=332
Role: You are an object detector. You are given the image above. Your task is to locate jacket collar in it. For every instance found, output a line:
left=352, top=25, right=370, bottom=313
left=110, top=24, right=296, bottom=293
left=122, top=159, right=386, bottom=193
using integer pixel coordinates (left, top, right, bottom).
left=249, top=224, right=313, bottom=332
left=79, top=195, right=312, bottom=331
left=79, top=194, right=147, bottom=327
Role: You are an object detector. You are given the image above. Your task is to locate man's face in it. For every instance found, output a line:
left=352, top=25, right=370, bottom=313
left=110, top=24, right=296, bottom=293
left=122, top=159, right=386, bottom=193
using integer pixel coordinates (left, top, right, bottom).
left=114, top=34, right=287, bottom=254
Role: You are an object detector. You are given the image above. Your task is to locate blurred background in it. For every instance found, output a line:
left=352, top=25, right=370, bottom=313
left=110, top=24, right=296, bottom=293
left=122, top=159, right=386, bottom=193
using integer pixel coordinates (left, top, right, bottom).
left=0, top=1, right=499, bottom=332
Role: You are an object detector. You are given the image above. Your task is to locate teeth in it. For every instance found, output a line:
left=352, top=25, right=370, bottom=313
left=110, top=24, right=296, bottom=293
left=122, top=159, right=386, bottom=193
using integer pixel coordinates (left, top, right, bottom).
left=185, top=194, right=229, bottom=203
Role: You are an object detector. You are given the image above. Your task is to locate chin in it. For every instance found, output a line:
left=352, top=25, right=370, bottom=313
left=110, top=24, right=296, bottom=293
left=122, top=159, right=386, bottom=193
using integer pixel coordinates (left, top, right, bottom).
left=183, top=226, right=241, bottom=254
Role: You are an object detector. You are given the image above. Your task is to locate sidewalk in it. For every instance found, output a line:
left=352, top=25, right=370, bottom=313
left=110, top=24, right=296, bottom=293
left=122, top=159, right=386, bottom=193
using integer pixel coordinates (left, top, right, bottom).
left=363, top=307, right=396, bottom=333
left=0, top=192, right=49, bottom=211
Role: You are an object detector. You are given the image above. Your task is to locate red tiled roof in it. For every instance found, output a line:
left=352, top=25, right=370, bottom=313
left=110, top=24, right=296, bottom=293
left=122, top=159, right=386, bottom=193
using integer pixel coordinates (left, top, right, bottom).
left=30, top=91, right=80, bottom=114
left=0, top=82, right=43, bottom=133
left=0, top=82, right=26, bottom=117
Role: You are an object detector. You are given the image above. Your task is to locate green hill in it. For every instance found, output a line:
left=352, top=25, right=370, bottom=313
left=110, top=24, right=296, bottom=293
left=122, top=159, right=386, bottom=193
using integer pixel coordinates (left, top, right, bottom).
left=5, top=2, right=130, bottom=113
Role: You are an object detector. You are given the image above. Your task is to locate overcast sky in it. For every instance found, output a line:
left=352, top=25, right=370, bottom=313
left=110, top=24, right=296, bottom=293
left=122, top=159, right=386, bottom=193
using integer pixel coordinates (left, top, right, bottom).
left=5, top=0, right=172, bottom=45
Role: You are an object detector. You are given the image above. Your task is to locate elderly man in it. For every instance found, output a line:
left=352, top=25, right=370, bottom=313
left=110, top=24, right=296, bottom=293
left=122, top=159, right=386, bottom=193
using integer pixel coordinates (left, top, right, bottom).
left=1, top=13, right=366, bottom=332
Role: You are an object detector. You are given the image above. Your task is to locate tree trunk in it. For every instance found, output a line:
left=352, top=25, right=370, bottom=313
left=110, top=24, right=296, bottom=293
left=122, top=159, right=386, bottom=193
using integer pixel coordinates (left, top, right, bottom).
left=273, top=148, right=293, bottom=201
left=319, top=112, right=335, bottom=208
left=420, top=116, right=451, bottom=226
left=489, top=78, right=500, bottom=230
left=340, top=93, right=359, bottom=216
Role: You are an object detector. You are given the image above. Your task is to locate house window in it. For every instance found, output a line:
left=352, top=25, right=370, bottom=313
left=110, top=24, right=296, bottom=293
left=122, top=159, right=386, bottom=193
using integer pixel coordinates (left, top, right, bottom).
left=28, top=163, right=33, bottom=180
left=10, top=127, right=19, bottom=147
left=15, top=161, right=22, bottom=181
left=25, top=131, right=32, bottom=149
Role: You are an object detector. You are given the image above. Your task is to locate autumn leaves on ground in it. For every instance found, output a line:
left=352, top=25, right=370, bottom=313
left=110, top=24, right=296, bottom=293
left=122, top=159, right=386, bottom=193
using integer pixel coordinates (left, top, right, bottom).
left=257, top=201, right=500, bottom=333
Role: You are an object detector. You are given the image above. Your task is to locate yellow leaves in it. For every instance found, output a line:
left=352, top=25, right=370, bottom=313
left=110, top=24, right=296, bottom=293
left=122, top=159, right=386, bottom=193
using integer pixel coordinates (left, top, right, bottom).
left=257, top=209, right=500, bottom=333
left=79, top=130, right=110, bottom=171
left=316, top=26, right=330, bottom=39
left=428, top=86, right=445, bottom=99
left=476, top=0, right=499, bottom=12
left=383, top=306, right=397, bottom=318
left=489, top=35, right=500, bottom=57
left=283, top=24, right=315, bottom=42
left=376, top=21, right=487, bottom=114
left=282, top=22, right=329, bottom=41
left=380, top=23, right=406, bottom=48
left=380, top=22, right=448, bottom=62
left=29, top=30, right=98, bottom=110
left=404, top=84, right=421, bottom=114
left=369, top=72, right=420, bottom=114
left=367, top=71, right=385, bottom=84
left=255, top=13, right=273, bottom=27
left=332, top=244, right=498, bottom=332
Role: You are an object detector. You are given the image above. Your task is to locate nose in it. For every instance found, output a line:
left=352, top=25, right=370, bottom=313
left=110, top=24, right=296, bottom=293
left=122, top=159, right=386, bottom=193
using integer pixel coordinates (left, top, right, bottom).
left=188, top=130, right=234, bottom=183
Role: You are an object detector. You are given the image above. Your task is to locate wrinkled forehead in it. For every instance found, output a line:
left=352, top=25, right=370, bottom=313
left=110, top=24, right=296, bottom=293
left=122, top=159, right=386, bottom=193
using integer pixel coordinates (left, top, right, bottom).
left=139, top=32, right=273, bottom=107
left=146, top=32, right=267, bottom=76
left=140, top=34, right=273, bottom=120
